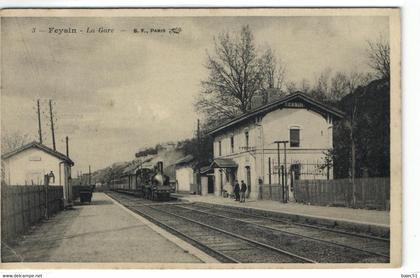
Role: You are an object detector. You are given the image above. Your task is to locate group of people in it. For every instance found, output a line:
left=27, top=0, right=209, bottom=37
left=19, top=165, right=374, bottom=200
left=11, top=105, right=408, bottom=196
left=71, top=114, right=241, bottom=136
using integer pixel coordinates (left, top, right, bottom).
left=233, top=180, right=247, bottom=203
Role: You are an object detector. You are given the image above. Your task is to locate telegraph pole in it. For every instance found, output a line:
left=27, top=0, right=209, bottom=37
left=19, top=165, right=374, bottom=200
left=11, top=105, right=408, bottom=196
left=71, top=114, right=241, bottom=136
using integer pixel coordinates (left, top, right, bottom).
left=65, top=136, right=69, bottom=157
left=89, top=165, right=92, bottom=186
left=197, top=119, right=201, bottom=194
left=283, top=141, right=288, bottom=202
left=37, top=99, right=43, bottom=144
left=197, top=119, right=201, bottom=157
left=274, top=141, right=282, bottom=202
left=197, top=119, right=200, bottom=141
left=49, top=99, right=56, bottom=151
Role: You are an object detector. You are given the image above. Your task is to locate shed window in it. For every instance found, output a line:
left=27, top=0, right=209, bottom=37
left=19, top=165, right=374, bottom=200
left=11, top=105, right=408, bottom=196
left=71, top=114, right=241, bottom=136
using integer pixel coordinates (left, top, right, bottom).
left=290, top=129, right=300, bottom=147
left=218, top=141, right=222, bottom=156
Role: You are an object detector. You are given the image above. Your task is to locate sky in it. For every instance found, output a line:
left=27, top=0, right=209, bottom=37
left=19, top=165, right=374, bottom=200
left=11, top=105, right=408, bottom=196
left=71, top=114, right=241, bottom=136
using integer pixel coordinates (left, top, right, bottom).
left=1, top=15, right=389, bottom=173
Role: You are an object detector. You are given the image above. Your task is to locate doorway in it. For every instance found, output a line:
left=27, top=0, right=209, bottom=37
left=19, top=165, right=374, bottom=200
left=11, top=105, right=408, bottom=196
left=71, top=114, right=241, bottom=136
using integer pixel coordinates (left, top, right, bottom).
left=208, top=176, right=214, bottom=194
left=245, top=166, right=251, bottom=198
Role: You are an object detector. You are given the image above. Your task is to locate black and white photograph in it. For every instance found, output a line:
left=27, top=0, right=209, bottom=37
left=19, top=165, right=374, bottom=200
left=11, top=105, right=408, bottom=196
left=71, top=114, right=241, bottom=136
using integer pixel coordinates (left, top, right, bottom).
left=0, top=8, right=401, bottom=268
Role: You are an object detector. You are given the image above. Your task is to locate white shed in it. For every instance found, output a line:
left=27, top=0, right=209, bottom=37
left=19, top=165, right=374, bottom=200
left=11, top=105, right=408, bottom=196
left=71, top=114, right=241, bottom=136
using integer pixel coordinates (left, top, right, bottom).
left=174, top=155, right=195, bottom=193
left=1, top=141, right=74, bottom=203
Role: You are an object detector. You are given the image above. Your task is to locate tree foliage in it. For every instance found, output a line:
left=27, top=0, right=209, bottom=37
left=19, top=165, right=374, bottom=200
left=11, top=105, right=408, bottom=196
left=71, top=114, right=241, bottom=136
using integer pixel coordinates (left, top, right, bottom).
left=333, top=78, right=390, bottom=178
left=177, top=135, right=213, bottom=166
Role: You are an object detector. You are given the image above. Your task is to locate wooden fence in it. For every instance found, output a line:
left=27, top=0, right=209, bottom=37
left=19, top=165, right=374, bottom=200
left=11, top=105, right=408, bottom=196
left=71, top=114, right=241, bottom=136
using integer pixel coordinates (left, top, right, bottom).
left=1, top=185, right=64, bottom=244
left=293, top=178, right=390, bottom=210
left=258, top=184, right=285, bottom=202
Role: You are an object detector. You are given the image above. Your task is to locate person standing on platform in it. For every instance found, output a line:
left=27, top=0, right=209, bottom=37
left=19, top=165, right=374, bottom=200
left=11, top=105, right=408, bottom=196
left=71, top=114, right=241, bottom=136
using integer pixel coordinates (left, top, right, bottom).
left=240, top=180, right=247, bottom=203
left=234, top=180, right=240, bottom=201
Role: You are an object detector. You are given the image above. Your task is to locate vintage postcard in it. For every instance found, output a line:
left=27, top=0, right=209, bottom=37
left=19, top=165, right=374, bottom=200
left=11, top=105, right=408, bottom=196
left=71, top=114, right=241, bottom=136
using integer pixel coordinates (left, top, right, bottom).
left=0, top=8, right=401, bottom=268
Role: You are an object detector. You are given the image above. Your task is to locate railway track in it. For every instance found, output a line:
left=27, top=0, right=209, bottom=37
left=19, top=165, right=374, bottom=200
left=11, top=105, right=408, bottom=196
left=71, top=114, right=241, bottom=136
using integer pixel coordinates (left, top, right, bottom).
left=107, top=192, right=389, bottom=263
left=193, top=202, right=390, bottom=242
left=108, top=191, right=313, bottom=263
left=177, top=203, right=390, bottom=258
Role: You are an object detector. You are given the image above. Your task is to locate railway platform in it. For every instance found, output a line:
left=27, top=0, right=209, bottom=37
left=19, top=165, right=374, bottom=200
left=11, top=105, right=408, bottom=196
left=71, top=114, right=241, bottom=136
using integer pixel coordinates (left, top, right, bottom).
left=173, top=194, right=390, bottom=237
left=1, top=192, right=216, bottom=263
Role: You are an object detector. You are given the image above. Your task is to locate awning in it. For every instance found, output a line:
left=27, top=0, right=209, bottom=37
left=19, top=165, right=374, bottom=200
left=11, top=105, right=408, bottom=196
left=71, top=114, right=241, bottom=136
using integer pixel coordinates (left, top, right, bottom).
left=199, top=165, right=214, bottom=174
left=210, top=158, right=238, bottom=169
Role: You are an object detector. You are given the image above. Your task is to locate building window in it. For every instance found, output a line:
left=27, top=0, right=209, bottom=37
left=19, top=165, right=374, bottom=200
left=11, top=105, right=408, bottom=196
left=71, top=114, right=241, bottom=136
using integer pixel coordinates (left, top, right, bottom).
left=290, top=128, right=300, bottom=147
left=218, top=141, right=222, bottom=156
left=245, top=131, right=249, bottom=149
left=230, top=136, right=234, bottom=153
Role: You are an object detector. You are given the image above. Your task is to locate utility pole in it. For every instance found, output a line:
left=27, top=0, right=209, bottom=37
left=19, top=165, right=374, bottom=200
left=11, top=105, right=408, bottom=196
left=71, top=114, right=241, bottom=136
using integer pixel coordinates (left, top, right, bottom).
left=276, top=142, right=281, bottom=198
left=197, top=119, right=202, bottom=159
left=49, top=99, right=56, bottom=151
left=274, top=140, right=289, bottom=203
left=89, top=165, right=92, bottom=186
left=65, top=136, right=69, bottom=157
left=196, top=119, right=201, bottom=195
left=37, top=99, right=43, bottom=144
left=283, top=141, right=288, bottom=202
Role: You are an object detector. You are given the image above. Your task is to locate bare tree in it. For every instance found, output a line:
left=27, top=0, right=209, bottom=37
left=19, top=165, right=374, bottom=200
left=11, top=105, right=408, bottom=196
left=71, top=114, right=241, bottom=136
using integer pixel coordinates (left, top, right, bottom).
left=367, top=35, right=390, bottom=80
left=307, top=68, right=374, bottom=103
left=330, top=71, right=373, bottom=102
left=196, top=25, right=286, bottom=127
left=347, top=71, right=373, bottom=93
left=310, top=68, right=332, bottom=101
left=285, top=81, right=297, bottom=94
left=330, top=72, right=349, bottom=101
left=1, top=131, right=32, bottom=155
left=258, top=48, right=287, bottom=103
left=1, top=131, right=33, bottom=183
left=300, top=78, right=311, bottom=94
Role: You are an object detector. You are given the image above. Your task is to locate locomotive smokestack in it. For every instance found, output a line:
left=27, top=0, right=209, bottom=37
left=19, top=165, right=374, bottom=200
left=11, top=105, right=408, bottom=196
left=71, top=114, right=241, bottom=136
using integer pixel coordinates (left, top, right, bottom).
left=157, top=161, right=163, bottom=173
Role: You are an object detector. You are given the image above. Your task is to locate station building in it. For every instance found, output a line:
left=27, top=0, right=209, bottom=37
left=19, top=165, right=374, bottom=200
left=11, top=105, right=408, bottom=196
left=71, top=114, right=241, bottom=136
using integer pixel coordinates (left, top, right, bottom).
left=207, top=92, right=344, bottom=200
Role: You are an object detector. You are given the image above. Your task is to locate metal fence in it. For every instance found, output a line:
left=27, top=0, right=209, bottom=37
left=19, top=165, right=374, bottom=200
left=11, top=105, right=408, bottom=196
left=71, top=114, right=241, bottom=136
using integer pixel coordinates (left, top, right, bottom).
left=293, top=178, right=390, bottom=210
left=1, top=185, right=64, bottom=243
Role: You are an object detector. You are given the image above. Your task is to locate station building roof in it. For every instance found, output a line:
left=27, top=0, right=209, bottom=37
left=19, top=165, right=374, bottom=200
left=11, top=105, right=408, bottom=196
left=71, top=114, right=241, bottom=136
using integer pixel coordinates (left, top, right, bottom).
left=207, top=92, right=344, bottom=136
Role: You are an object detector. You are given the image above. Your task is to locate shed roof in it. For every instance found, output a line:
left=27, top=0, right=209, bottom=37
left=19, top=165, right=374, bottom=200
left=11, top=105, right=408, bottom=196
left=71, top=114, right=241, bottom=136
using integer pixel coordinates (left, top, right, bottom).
left=1, top=141, right=74, bottom=166
left=174, top=154, right=195, bottom=166
left=207, top=92, right=344, bottom=136
left=122, top=161, right=141, bottom=176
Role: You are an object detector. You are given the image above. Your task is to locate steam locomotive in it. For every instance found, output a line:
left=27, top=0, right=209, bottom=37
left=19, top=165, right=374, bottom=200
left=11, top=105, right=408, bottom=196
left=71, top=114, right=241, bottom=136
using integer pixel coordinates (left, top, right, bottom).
left=110, top=161, right=173, bottom=201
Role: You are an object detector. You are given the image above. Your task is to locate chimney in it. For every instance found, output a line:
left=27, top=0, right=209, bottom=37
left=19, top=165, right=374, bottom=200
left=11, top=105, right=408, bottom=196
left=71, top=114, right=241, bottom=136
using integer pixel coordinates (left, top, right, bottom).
left=251, top=95, right=264, bottom=109
left=267, top=88, right=284, bottom=103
